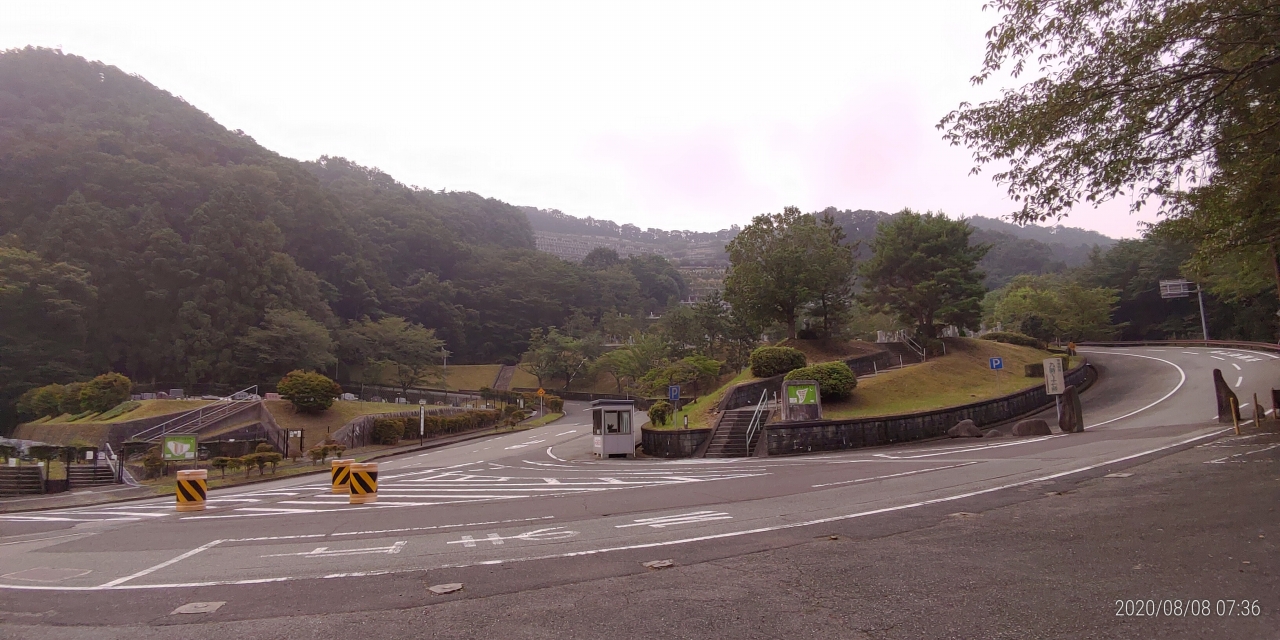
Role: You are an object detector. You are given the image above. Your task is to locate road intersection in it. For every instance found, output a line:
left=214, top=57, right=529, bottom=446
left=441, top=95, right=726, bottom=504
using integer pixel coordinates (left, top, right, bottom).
left=1, top=346, right=1277, bottom=625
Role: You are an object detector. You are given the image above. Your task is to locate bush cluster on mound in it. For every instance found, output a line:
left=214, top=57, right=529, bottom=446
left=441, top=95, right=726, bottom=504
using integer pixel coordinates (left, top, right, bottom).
left=17, top=373, right=135, bottom=419
left=980, top=332, right=1045, bottom=349
left=647, top=400, right=673, bottom=426
left=749, top=346, right=807, bottom=378
left=783, top=362, right=857, bottom=401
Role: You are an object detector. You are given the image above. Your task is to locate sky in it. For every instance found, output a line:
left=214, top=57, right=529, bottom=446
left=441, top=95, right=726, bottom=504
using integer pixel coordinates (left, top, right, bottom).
left=2, top=0, right=1160, bottom=239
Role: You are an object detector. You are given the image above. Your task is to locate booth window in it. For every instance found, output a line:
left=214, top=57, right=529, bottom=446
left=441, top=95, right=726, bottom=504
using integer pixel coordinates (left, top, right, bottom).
left=593, top=410, right=602, bottom=435
left=604, top=410, right=630, bottom=435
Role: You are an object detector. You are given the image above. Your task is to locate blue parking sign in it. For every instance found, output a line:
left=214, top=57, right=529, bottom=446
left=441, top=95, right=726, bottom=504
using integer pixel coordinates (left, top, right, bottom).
left=668, top=385, right=680, bottom=402
left=989, top=357, right=1004, bottom=370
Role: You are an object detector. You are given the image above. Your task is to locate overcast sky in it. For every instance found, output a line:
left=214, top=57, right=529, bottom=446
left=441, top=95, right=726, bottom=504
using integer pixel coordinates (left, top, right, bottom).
left=3, top=1, right=1159, bottom=238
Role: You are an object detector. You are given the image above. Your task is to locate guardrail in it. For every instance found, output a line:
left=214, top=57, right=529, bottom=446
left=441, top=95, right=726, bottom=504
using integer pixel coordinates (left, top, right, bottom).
left=127, top=385, right=259, bottom=442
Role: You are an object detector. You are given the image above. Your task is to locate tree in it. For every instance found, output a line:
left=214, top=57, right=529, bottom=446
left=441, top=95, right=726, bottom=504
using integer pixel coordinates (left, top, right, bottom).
left=341, top=317, right=445, bottom=396
left=517, top=328, right=602, bottom=390
left=639, top=356, right=722, bottom=398
left=277, top=370, right=342, bottom=413
left=210, top=456, right=232, bottom=478
left=985, top=275, right=1121, bottom=342
left=805, top=215, right=859, bottom=336
left=940, top=0, right=1280, bottom=306
left=592, top=334, right=667, bottom=393
left=724, top=207, right=856, bottom=339
left=16, top=384, right=65, bottom=419
left=79, top=373, right=133, bottom=413
left=860, top=211, right=988, bottom=339
left=236, top=308, right=336, bottom=380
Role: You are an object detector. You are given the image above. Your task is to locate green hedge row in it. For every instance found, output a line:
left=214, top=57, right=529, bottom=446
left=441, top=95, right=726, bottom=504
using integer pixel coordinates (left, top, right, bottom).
left=370, top=409, right=503, bottom=445
left=980, top=332, right=1045, bottom=349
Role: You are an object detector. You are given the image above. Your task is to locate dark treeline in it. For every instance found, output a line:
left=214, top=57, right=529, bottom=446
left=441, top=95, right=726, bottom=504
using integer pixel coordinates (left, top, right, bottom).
left=0, top=48, right=686, bottom=431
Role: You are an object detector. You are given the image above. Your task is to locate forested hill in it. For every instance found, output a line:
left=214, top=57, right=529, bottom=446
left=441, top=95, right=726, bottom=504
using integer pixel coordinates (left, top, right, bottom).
left=0, top=47, right=688, bottom=422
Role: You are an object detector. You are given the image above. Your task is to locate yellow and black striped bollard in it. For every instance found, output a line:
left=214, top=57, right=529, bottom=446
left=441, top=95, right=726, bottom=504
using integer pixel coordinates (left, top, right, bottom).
left=331, top=458, right=354, bottom=494
left=176, top=469, right=207, bottom=512
left=348, top=462, right=378, bottom=504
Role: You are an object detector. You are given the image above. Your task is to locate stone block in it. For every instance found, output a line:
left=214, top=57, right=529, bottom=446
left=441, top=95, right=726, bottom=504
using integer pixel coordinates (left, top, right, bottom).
left=1012, top=419, right=1052, bottom=436
left=947, top=419, right=984, bottom=438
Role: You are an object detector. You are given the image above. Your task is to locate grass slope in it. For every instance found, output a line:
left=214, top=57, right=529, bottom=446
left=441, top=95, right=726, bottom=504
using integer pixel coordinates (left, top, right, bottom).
left=823, top=338, right=1066, bottom=419
left=264, top=400, right=427, bottom=450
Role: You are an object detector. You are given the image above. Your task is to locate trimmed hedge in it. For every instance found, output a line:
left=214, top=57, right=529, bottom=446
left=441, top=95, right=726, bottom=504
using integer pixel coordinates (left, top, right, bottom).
left=370, top=410, right=503, bottom=442
left=784, top=362, right=857, bottom=400
left=749, top=346, right=807, bottom=378
left=980, top=332, right=1045, bottom=349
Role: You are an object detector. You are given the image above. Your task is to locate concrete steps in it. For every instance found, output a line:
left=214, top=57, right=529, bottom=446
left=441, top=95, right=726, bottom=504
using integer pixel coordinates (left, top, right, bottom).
left=0, top=466, right=44, bottom=496
left=704, top=409, right=763, bottom=458
left=67, top=464, right=118, bottom=487
left=493, top=365, right=516, bottom=391
left=879, top=342, right=925, bottom=366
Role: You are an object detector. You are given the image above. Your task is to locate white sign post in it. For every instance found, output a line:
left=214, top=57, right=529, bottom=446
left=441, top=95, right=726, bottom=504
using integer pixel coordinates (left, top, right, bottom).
left=1044, top=357, right=1066, bottom=422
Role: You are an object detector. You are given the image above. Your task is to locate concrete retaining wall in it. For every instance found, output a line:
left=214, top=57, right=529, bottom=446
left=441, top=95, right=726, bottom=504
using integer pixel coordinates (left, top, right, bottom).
left=641, top=427, right=712, bottom=458
left=764, top=363, right=1089, bottom=456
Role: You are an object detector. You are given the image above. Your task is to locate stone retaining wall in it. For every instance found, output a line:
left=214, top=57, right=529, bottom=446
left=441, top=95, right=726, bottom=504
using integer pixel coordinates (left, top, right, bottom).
left=640, top=427, right=712, bottom=458
left=764, top=362, right=1090, bottom=456
left=717, top=350, right=897, bottom=412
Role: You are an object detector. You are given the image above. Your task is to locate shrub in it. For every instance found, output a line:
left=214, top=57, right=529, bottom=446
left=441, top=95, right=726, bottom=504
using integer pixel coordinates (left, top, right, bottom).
left=255, top=442, right=276, bottom=454
left=648, top=400, right=673, bottom=426
left=16, top=384, right=65, bottom=419
left=784, top=362, right=858, bottom=401
left=277, top=370, right=342, bottom=413
left=79, top=372, right=133, bottom=413
left=749, top=346, right=807, bottom=378
left=371, top=417, right=405, bottom=445
left=260, top=452, right=284, bottom=474
left=58, top=382, right=85, bottom=415
left=980, top=332, right=1045, bottom=349
left=143, top=446, right=163, bottom=479
left=210, top=456, right=232, bottom=478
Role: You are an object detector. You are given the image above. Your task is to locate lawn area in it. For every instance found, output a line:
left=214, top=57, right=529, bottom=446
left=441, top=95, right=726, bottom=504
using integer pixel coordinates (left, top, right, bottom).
left=442, top=364, right=502, bottom=391
left=519, top=412, right=565, bottom=429
left=649, top=368, right=755, bottom=431
left=822, top=338, right=1072, bottom=419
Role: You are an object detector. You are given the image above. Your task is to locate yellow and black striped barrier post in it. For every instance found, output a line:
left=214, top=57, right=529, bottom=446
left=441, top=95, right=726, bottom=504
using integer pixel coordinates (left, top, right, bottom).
left=348, top=462, right=378, bottom=504
left=331, top=458, right=354, bottom=494
left=176, top=469, right=207, bottom=512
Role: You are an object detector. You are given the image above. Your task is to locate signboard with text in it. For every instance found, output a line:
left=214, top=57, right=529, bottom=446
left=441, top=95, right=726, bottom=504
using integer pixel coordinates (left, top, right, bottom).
left=1044, top=358, right=1066, bottom=395
left=162, top=435, right=197, bottom=461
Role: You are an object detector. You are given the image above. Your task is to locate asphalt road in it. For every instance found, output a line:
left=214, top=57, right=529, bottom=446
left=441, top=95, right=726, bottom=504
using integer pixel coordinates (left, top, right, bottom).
left=1, top=346, right=1277, bottom=637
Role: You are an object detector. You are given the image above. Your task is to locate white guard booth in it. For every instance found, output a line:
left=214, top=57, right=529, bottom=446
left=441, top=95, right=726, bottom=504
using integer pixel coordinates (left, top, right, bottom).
left=591, top=399, right=637, bottom=458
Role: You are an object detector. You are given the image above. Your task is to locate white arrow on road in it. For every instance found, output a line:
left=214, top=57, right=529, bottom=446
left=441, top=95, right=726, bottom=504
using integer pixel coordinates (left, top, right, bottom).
left=261, top=541, right=406, bottom=558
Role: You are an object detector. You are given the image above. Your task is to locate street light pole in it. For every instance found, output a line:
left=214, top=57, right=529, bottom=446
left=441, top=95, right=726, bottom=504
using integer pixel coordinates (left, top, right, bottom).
left=1196, top=287, right=1210, bottom=341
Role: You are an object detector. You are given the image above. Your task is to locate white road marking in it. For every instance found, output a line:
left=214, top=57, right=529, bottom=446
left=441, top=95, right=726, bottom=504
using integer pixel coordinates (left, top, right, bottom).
left=812, top=461, right=979, bottom=487
left=1235, top=376, right=1243, bottom=388
left=555, top=430, right=577, bottom=436
left=261, top=541, right=406, bottom=558
left=0, top=428, right=1232, bottom=591
left=1077, top=350, right=1186, bottom=429
left=445, top=527, right=577, bottom=547
left=615, top=511, right=732, bottom=528
left=1210, top=356, right=1226, bottom=361
left=98, top=539, right=226, bottom=587
left=873, top=437, right=1059, bottom=459
left=1232, top=363, right=1242, bottom=370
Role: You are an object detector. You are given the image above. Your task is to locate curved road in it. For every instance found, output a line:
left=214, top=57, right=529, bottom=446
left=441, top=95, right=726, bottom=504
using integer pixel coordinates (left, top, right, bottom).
left=1, top=346, right=1277, bottom=624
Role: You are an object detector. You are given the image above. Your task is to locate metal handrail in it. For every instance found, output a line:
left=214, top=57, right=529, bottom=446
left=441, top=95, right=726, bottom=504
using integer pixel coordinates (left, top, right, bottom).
left=903, top=334, right=927, bottom=361
left=743, top=389, right=769, bottom=452
left=128, top=385, right=259, bottom=442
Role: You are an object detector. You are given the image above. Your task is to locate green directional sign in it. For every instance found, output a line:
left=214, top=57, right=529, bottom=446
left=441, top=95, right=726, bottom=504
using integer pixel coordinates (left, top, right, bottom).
left=162, top=435, right=197, bottom=461
left=787, top=383, right=818, bottom=405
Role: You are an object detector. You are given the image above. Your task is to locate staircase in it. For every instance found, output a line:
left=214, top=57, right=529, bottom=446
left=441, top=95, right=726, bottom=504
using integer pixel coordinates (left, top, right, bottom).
left=67, top=464, right=118, bottom=487
left=880, top=342, right=925, bottom=366
left=704, top=408, right=763, bottom=458
left=493, top=365, right=516, bottom=391
left=0, top=466, right=44, bottom=496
